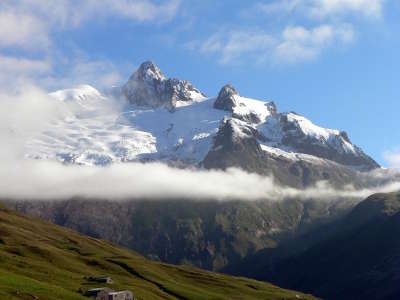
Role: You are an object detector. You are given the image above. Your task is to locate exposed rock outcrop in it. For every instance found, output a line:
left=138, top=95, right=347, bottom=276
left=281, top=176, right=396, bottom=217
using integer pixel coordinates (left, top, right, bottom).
left=213, top=84, right=238, bottom=112
left=122, top=61, right=205, bottom=111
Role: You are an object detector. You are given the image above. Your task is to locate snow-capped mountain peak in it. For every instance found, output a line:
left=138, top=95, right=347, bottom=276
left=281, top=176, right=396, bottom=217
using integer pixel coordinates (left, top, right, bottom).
left=49, top=84, right=107, bottom=112
left=24, top=61, right=379, bottom=185
left=50, top=84, right=104, bottom=102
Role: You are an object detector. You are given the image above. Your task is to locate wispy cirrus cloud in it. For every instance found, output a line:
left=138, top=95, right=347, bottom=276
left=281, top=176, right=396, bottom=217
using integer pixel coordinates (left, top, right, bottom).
left=189, top=0, right=385, bottom=66
left=41, top=58, right=127, bottom=90
left=0, top=52, right=126, bottom=91
left=1, top=0, right=182, bottom=30
left=0, top=55, right=51, bottom=88
left=0, top=0, right=181, bottom=50
left=0, top=0, right=181, bottom=89
left=254, top=0, right=385, bottom=19
left=187, top=29, right=276, bottom=65
left=0, top=11, right=50, bottom=50
left=275, top=24, right=354, bottom=63
left=0, top=0, right=181, bottom=49
left=187, top=24, right=354, bottom=65
left=0, top=55, right=51, bottom=75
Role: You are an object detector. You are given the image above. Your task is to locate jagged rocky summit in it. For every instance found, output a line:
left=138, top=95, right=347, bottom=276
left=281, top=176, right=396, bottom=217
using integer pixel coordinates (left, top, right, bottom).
left=122, top=61, right=206, bottom=111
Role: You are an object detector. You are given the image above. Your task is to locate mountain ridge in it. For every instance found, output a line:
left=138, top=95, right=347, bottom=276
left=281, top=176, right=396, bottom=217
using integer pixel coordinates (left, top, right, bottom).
left=24, top=60, right=379, bottom=188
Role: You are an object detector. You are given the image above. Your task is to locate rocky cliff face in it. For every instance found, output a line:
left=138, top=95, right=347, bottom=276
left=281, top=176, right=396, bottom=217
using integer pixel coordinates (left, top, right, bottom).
left=8, top=196, right=354, bottom=271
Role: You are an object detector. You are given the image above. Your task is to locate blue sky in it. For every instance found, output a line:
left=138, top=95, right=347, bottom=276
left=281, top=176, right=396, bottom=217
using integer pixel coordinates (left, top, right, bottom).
left=1, top=0, right=400, bottom=166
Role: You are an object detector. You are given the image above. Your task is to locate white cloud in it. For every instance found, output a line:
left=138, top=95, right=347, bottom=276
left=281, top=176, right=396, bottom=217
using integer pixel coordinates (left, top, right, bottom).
left=189, top=24, right=354, bottom=65
left=227, top=0, right=385, bottom=66
left=0, top=0, right=180, bottom=88
left=41, top=58, right=126, bottom=90
left=1, top=0, right=181, bottom=31
left=274, top=24, right=354, bottom=63
left=0, top=53, right=126, bottom=91
left=0, top=0, right=181, bottom=64
left=0, top=11, right=50, bottom=50
left=308, top=0, right=385, bottom=19
left=0, top=159, right=390, bottom=201
left=66, top=60, right=124, bottom=87
left=0, top=55, right=51, bottom=74
left=254, top=0, right=299, bottom=15
left=255, top=0, right=385, bottom=19
left=383, top=150, right=400, bottom=168
left=193, top=29, right=275, bottom=65
left=101, top=0, right=181, bottom=23
left=0, top=55, right=52, bottom=89
left=0, top=85, right=67, bottom=158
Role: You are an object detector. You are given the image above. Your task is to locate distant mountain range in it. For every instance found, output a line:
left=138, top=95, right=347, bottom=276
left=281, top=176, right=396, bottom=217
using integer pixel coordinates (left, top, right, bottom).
left=25, top=61, right=379, bottom=187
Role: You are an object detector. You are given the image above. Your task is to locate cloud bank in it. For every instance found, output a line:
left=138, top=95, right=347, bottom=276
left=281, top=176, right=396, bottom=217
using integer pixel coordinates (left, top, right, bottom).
left=1, top=157, right=400, bottom=202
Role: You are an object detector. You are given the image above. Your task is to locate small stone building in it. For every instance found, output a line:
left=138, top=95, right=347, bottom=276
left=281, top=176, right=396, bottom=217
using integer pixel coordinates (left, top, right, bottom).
left=96, top=290, right=135, bottom=300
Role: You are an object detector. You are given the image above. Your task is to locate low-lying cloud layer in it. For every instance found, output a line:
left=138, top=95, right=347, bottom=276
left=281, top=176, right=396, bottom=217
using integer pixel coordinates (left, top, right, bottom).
left=1, top=84, right=400, bottom=202
left=0, top=159, right=400, bottom=201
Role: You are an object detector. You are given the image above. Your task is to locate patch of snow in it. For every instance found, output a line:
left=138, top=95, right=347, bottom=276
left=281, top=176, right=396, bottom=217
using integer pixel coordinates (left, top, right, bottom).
left=260, top=144, right=298, bottom=160
left=232, top=95, right=273, bottom=123
left=229, top=118, right=253, bottom=139
left=49, top=85, right=106, bottom=110
left=260, top=144, right=330, bottom=165
left=286, top=112, right=339, bottom=140
left=193, top=133, right=211, bottom=140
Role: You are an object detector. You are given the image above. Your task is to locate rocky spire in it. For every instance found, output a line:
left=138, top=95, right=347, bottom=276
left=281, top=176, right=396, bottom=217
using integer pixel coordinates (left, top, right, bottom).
left=130, top=61, right=166, bottom=82
left=122, top=61, right=205, bottom=111
left=213, top=84, right=238, bottom=112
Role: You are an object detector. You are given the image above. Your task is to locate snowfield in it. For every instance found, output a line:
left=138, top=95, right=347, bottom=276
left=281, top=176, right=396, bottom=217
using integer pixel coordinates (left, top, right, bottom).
left=26, top=85, right=227, bottom=165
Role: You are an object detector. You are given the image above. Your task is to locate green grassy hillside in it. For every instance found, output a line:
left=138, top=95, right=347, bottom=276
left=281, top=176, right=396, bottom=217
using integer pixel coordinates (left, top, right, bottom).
left=0, top=203, right=317, bottom=300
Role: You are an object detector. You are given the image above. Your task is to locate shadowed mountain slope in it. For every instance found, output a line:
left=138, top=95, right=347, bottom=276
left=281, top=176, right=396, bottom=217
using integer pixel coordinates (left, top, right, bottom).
left=227, top=192, right=400, bottom=300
